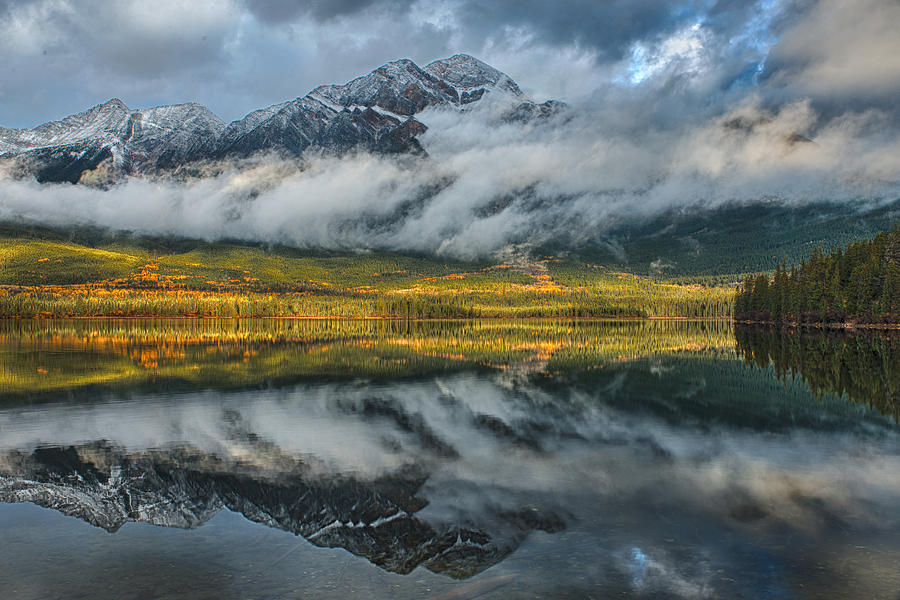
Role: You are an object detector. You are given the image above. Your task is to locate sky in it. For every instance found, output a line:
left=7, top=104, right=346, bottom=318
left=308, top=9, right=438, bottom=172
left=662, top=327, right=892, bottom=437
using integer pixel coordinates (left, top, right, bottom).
left=1, top=0, right=899, bottom=128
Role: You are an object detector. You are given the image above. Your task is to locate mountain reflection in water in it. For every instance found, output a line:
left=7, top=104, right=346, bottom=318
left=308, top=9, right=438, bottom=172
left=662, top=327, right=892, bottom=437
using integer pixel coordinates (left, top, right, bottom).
left=1, top=319, right=900, bottom=599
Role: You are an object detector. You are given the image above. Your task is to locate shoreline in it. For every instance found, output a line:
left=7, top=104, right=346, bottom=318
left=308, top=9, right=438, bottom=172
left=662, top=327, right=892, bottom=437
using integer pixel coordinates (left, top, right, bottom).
left=0, top=280, right=735, bottom=320
left=1, top=314, right=731, bottom=321
left=734, top=319, right=900, bottom=331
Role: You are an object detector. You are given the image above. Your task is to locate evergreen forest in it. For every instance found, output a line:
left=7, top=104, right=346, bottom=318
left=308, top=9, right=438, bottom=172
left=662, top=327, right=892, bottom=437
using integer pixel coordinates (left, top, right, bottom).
left=735, top=227, right=900, bottom=324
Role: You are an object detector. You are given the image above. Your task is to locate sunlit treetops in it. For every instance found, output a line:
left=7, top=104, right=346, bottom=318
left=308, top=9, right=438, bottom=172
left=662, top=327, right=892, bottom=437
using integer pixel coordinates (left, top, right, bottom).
left=0, top=234, right=734, bottom=319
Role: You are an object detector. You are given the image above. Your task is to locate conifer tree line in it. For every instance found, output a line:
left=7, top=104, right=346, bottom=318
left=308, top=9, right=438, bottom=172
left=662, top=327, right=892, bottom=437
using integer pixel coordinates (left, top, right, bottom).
left=735, top=227, right=900, bottom=323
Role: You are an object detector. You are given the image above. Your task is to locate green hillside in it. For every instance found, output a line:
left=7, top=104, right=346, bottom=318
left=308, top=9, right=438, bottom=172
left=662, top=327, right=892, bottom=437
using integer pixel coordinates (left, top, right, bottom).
left=0, top=222, right=733, bottom=318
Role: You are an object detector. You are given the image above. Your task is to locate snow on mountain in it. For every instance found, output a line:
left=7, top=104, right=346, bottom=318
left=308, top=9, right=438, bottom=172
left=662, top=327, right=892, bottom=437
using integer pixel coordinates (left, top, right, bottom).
left=0, top=98, right=131, bottom=152
left=216, top=54, right=537, bottom=160
left=0, top=99, right=226, bottom=182
left=127, top=103, right=226, bottom=170
left=308, top=54, right=523, bottom=116
left=425, top=54, right=523, bottom=99
left=216, top=96, right=338, bottom=157
left=0, top=54, right=558, bottom=182
left=309, top=58, right=458, bottom=116
left=216, top=100, right=292, bottom=152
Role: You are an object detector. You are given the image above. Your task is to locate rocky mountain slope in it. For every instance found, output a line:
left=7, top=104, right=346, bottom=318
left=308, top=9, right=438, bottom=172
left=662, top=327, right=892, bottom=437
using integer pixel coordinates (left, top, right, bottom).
left=0, top=54, right=561, bottom=183
left=0, top=100, right=226, bottom=183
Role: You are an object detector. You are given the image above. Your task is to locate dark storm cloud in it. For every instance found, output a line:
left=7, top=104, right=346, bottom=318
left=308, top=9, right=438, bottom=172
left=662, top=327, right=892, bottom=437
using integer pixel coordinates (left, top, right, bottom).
left=0, top=1, right=241, bottom=127
left=0, top=0, right=451, bottom=128
left=1, top=0, right=882, bottom=130
left=242, top=0, right=415, bottom=23
left=450, top=0, right=700, bottom=62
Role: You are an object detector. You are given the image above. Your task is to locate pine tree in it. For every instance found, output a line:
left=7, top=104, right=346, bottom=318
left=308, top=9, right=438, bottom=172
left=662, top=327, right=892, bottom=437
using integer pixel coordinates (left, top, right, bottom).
left=734, top=227, right=900, bottom=324
left=750, top=274, right=770, bottom=315
left=881, top=262, right=899, bottom=316
left=829, top=260, right=842, bottom=313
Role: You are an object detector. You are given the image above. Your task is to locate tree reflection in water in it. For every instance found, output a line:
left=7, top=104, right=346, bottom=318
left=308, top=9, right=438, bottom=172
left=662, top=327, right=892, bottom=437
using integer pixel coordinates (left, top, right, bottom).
left=736, top=325, right=900, bottom=420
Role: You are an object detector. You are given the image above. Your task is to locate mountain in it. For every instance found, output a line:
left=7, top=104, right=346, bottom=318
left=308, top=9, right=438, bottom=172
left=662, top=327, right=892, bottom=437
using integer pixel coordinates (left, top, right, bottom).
left=309, top=54, right=521, bottom=115
left=0, top=100, right=226, bottom=183
left=0, top=54, right=560, bottom=183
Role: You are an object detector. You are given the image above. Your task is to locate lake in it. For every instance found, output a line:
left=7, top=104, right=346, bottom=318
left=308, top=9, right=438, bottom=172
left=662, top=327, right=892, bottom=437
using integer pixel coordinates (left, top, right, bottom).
left=1, top=319, right=899, bottom=599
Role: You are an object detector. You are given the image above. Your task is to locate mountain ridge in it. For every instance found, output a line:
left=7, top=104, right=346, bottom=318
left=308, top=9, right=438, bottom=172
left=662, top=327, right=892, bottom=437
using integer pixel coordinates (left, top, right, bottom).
left=0, top=54, right=561, bottom=183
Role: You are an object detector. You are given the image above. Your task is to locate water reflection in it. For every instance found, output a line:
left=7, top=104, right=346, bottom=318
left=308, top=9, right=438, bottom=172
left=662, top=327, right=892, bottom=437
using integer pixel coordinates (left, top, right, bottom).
left=1, top=319, right=899, bottom=599
left=736, top=325, right=900, bottom=420
left=0, top=318, right=734, bottom=400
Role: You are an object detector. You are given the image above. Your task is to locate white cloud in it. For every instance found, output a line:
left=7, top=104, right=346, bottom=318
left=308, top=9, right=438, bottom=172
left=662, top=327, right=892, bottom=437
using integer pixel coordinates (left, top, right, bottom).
left=2, top=96, right=898, bottom=258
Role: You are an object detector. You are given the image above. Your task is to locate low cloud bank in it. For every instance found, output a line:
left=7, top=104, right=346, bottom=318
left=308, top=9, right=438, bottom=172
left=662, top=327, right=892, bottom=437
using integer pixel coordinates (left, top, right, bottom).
left=1, top=97, right=899, bottom=259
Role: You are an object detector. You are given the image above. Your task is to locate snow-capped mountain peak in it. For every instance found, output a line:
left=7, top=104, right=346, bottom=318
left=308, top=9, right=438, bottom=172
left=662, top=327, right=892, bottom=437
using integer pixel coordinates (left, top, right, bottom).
left=0, top=98, right=131, bottom=153
left=0, top=54, right=559, bottom=182
left=425, top=54, right=523, bottom=97
left=309, top=57, right=455, bottom=116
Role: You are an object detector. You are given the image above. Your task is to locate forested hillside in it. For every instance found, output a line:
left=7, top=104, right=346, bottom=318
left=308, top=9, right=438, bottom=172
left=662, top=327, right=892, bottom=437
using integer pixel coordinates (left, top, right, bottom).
left=735, top=227, right=900, bottom=324
left=555, top=200, right=900, bottom=279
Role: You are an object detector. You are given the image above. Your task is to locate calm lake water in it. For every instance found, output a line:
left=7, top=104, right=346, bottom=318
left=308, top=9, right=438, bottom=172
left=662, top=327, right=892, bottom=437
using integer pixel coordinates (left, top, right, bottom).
left=1, top=319, right=899, bottom=599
